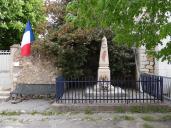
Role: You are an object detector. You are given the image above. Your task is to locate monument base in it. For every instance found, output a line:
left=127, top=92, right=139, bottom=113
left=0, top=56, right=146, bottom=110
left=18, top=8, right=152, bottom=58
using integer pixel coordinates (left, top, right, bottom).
left=85, top=85, right=126, bottom=97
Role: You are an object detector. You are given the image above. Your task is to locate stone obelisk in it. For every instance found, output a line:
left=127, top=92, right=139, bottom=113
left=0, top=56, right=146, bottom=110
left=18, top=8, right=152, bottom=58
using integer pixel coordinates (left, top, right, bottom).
left=98, top=36, right=110, bottom=83
left=85, top=36, right=126, bottom=97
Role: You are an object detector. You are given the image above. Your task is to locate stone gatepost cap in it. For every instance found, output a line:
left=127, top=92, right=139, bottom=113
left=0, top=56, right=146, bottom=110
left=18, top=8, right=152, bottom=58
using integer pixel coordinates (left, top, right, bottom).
left=10, top=44, right=20, bottom=48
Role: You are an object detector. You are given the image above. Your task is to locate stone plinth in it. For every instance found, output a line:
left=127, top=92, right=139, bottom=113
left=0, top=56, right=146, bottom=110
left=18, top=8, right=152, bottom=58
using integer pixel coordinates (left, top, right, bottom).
left=85, top=85, right=126, bottom=97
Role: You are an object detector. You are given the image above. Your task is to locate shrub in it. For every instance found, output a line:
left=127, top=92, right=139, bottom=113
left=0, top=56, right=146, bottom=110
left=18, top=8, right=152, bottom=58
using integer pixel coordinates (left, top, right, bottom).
left=49, top=24, right=135, bottom=78
left=33, top=1, right=136, bottom=78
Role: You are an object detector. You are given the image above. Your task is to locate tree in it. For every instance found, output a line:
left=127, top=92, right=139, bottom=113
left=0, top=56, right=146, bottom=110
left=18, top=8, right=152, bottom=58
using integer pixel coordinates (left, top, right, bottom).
left=66, top=0, right=171, bottom=61
left=32, top=0, right=135, bottom=78
left=0, top=0, right=45, bottom=49
left=47, top=24, right=135, bottom=78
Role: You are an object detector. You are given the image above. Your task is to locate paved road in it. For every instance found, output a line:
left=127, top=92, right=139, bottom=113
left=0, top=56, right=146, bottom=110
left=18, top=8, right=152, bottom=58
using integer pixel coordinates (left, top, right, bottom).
left=0, top=100, right=171, bottom=128
left=0, top=113, right=171, bottom=128
left=0, top=99, right=50, bottom=112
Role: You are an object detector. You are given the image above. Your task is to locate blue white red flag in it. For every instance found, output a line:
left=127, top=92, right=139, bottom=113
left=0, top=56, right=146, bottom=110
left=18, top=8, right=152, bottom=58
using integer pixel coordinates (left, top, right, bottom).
left=21, top=21, right=35, bottom=57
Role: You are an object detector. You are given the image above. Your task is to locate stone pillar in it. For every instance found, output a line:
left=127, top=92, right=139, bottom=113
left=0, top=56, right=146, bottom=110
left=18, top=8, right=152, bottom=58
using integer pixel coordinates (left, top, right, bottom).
left=154, top=58, right=159, bottom=75
left=10, top=44, right=21, bottom=91
left=137, top=46, right=155, bottom=74
left=98, top=36, right=110, bottom=82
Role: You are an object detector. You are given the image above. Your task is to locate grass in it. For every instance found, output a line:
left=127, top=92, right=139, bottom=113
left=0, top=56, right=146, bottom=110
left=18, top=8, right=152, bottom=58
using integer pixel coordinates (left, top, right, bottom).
left=113, top=115, right=134, bottom=121
left=30, top=110, right=63, bottom=116
left=142, top=114, right=171, bottom=122
left=115, top=106, right=125, bottom=113
left=129, top=105, right=171, bottom=113
left=111, top=105, right=171, bottom=113
left=142, top=115, right=157, bottom=121
left=160, top=114, right=171, bottom=121
left=30, top=111, right=37, bottom=115
left=0, top=110, right=63, bottom=116
left=123, top=115, right=135, bottom=120
left=0, top=111, right=21, bottom=116
left=41, top=111, right=62, bottom=116
left=84, top=108, right=93, bottom=115
left=143, top=123, right=154, bottom=128
left=69, top=111, right=80, bottom=115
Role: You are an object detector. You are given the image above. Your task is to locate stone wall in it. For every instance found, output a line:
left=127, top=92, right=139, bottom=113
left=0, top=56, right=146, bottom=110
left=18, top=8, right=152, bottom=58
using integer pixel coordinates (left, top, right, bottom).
left=10, top=44, right=156, bottom=92
left=10, top=44, right=60, bottom=90
left=138, top=47, right=155, bottom=74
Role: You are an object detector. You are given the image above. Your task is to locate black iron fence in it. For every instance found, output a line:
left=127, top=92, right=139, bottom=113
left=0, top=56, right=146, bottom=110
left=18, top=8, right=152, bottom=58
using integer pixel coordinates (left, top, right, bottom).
left=162, top=76, right=171, bottom=101
left=140, top=74, right=163, bottom=99
left=56, top=74, right=163, bottom=104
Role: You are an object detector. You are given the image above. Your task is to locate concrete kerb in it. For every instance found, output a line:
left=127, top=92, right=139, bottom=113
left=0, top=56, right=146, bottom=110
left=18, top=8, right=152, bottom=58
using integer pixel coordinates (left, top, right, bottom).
left=51, top=103, right=171, bottom=113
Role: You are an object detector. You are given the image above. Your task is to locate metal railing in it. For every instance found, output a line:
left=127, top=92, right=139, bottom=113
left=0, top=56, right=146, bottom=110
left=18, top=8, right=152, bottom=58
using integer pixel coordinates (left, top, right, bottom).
left=140, top=74, right=163, bottom=100
left=56, top=75, right=163, bottom=104
left=162, top=76, right=171, bottom=101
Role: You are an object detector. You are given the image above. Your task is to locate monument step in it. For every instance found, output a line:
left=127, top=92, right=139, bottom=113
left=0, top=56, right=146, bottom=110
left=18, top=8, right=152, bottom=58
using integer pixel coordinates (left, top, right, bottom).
left=51, top=103, right=170, bottom=112
left=0, top=91, right=11, bottom=96
left=0, top=87, right=11, bottom=91
left=85, top=86, right=127, bottom=97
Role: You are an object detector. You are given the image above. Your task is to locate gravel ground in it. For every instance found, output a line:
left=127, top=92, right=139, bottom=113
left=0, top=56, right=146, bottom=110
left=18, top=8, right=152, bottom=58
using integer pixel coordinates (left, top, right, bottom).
left=0, top=113, right=171, bottom=128
left=0, top=99, right=51, bottom=112
left=0, top=99, right=171, bottom=128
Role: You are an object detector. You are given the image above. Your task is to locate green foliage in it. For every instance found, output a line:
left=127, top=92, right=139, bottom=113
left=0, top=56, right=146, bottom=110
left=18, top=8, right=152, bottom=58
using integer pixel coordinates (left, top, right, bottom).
left=142, top=115, right=157, bottom=121
left=129, top=105, right=171, bottom=113
left=142, top=114, right=171, bottom=121
left=50, top=24, right=135, bottom=78
left=113, top=115, right=134, bottom=121
left=0, top=0, right=45, bottom=49
left=84, top=107, right=93, bottom=115
left=113, top=105, right=171, bottom=113
left=32, top=1, right=135, bottom=78
left=160, top=114, right=171, bottom=121
left=0, top=111, right=21, bottom=116
left=115, top=106, right=125, bottom=113
left=143, top=123, right=154, bottom=128
left=66, top=0, right=171, bottom=61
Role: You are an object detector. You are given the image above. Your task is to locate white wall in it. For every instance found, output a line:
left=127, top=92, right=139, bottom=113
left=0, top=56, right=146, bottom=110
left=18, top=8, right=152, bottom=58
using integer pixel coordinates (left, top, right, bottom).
left=155, top=36, right=171, bottom=77
left=0, top=51, right=12, bottom=90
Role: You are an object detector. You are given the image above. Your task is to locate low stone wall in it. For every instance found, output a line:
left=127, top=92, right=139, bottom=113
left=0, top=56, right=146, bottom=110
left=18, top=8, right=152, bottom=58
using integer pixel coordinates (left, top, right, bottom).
left=9, top=44, right=155, bottom=94
left=10, top=44, right=60, bottom=91
left=11, top=84, right=55, bottom=96
left=51, top=103, right=171, bottom=112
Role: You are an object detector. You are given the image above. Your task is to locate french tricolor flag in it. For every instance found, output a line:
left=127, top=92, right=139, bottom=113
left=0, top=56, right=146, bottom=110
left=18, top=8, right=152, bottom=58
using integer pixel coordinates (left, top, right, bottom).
left=21, top=21, right=35, bottom=57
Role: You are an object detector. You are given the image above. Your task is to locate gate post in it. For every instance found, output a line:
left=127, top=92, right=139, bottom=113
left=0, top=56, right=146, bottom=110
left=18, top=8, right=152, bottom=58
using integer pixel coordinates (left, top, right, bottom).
left=56, top=76, right=65, bottom=102
left=10, top=44, right=20, bottom=91
left=160, top=76, right=163, bottom=102
left=0, top=50, right=11, bottom=90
